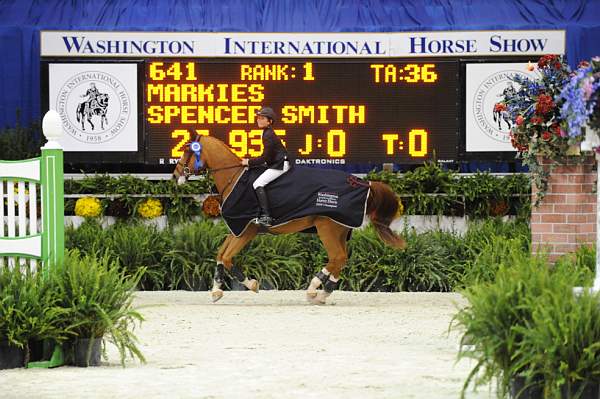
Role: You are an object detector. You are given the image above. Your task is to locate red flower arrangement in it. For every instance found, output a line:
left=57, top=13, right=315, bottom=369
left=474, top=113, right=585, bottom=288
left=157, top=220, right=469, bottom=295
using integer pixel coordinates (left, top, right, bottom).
left=501, top=54, right=579, bottom=204
left=202, top=195, right=221, bottom=217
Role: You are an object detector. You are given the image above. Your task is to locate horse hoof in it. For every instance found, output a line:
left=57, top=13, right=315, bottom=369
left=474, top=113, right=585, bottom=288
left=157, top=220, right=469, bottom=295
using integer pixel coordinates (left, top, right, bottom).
left=308, top=296, right=326, bottom=305
left=244, top=279, right=259, bottom=293
left=307, top=291, right=328, bottom=305
left=211, top=289, right=224, bottom=303
left=306, top=291, right=317, bottom=305
left=315, top=291, right=331, bottom=305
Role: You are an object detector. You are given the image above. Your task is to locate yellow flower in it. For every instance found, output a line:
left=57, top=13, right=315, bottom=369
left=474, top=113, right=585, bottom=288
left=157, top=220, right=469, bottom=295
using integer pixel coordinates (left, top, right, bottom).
left=395, top=198, right=404, bottom=218
left=137, top=198, right=163, bottom=219
left=74, top=197, right=102, bottom=218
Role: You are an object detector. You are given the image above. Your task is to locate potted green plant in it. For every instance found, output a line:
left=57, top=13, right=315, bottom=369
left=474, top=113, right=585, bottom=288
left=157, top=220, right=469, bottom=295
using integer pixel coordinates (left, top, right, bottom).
left=514, top=258, right=600, bottom=399
left=453, top=243, right=597, bottom=399
left=50, top=250, right=146, bottom=367
left=0, top=266, right=28, bottom=369
left=452, top=249, right=553, bottom=398
left=0, top=266, right=71, bottom=369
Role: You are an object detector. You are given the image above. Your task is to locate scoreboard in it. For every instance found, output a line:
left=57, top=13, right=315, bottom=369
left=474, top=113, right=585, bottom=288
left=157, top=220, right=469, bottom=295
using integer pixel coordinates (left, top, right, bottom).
left=40, top=30, right=565, bottom=171
left=144, top=59, right=458, bottom=165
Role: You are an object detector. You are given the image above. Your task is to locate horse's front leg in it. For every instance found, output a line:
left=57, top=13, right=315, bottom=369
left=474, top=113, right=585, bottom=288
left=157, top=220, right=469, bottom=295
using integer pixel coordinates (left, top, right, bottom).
left=306, top=268, right=331, bottom=298
left=212, top=235, right=234, bottom=302
left=212, top=228, right=259, bottom=303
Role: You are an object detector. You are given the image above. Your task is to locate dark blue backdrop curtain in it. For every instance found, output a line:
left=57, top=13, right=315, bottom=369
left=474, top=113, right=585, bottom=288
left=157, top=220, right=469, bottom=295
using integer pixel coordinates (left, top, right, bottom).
left=0, top=0, right=598, bottom=128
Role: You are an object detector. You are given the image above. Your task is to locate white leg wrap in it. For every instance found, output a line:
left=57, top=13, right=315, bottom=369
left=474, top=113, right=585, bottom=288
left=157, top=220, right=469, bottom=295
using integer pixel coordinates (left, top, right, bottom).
left=307, top=276, right=322, bottom=292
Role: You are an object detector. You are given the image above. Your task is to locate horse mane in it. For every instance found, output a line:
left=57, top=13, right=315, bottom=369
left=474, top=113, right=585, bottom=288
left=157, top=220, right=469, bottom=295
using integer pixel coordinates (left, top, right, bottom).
left=201, top=136, right=241, bottom=163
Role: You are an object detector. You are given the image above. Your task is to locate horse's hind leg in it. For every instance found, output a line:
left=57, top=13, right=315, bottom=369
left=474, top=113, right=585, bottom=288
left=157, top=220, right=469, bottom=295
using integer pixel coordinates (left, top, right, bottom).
left=308, top=218, right=349, bottom=305
left=211, top=226, right=259, bottom=303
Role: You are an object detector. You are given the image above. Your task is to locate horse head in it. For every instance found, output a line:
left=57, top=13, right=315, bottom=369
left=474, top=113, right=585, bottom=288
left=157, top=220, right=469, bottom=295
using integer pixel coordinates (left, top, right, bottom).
left=172, top=137, right=208, bottom=185
left=96, top=93, right=109, bottom=108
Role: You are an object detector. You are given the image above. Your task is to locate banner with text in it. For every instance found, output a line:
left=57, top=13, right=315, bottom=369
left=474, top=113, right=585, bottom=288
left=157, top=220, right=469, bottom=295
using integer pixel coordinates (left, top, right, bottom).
left=41, top=30, right=565, bottom=58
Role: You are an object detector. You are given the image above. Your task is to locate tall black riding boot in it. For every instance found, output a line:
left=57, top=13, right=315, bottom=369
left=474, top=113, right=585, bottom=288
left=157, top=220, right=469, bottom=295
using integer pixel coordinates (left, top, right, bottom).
left=254, top=186, right=274, bottom=227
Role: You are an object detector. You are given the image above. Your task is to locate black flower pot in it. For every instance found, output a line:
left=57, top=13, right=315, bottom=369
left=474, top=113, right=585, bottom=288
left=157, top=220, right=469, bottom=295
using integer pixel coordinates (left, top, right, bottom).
left=510, top=375, right=544, bottom=399
left=560, top=381, right=600, bottom=399
left=0, top=340, right=25, bottom=369
left=73, top=338, right=102, bottom=367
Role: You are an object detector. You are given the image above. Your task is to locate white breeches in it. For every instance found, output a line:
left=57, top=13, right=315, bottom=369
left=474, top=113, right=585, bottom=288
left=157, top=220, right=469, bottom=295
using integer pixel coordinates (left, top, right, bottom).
left=252, top=161, right=290, bottom=189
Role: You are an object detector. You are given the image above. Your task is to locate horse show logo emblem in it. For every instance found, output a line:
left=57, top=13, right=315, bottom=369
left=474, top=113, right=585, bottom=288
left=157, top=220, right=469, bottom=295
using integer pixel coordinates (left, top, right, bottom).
left=472, top=69, right=529, bottom=143
left=56, top=70, right=131, bottom=144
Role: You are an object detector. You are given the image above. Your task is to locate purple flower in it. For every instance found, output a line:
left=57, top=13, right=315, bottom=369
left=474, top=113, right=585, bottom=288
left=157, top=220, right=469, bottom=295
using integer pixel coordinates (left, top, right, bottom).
left=582, top=77, right=595, bottom=100
left=557, top=64, right=600, bottom=137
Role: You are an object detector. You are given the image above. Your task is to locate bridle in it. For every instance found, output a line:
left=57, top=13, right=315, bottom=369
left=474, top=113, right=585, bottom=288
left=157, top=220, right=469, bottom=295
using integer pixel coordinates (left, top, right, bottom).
left=176, top=138, right=244, bottom=200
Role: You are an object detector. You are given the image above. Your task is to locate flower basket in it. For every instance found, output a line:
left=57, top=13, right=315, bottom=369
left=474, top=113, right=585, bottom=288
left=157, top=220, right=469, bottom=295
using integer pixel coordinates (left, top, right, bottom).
left=74, top=197, right=102, bottom=218
left=202, top=195, right=221, bottom=218
left=502, top=55, right=582, bottom=204
left=137, top=198, right=163, bottom=219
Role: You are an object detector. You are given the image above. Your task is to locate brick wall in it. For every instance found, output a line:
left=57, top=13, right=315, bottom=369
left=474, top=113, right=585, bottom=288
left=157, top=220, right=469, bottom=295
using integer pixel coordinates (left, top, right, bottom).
left=531, top=156, right=596, bottom=262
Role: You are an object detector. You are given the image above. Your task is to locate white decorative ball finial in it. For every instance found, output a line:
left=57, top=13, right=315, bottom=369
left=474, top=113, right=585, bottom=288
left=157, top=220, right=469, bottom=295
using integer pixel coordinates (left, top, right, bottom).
left=42, top=109, right=63, bottom=149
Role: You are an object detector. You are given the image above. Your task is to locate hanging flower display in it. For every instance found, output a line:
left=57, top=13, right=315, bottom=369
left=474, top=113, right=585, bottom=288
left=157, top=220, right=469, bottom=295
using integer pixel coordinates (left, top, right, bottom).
left=202, top=195, right=221, bottom=218
left=137, top=198, right=163, bottom=219
left=503, top=54, right=573, bottom=160
left=74, top=197, right=102, bottom=218
left=501, top=54, right=580, bottom=203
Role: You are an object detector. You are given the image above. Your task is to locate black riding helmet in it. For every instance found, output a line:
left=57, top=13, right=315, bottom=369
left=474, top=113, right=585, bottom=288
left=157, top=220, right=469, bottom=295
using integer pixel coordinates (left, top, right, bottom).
left=256, top=106, right=276, bottom=122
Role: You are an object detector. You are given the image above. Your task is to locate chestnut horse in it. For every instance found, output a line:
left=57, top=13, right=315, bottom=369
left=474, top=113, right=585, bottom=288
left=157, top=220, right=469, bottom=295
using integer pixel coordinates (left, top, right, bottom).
left=173, top=136, right=406, bottom=304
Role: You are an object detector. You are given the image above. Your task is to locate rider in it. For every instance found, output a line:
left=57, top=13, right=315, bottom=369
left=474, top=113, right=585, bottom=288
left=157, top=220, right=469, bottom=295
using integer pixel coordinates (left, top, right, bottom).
left=241, top=107, right=290, bottom=227
left=81, top=83, right=100, bottom=102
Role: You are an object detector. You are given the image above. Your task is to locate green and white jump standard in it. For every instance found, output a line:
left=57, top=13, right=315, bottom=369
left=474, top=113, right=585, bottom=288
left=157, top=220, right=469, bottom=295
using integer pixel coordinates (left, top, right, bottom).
left=0, top=110, right=64, bottom=271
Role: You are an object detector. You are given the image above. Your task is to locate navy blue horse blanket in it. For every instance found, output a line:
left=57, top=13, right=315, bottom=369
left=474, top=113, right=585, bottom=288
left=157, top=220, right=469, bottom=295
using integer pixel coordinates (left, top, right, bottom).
left=220, top=166, right=370, bottom=236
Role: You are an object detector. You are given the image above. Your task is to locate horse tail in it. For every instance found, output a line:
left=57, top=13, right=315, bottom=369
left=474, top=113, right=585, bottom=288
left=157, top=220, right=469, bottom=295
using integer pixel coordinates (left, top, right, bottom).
left=492, top=110, right=498, bottom=122
left=366, top=181, right=407, bottom=249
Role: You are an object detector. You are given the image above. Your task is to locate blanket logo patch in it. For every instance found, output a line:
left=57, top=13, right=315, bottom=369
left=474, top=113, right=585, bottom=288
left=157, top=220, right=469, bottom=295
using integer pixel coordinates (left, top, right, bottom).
left=316, top=192, right=339, bottom=208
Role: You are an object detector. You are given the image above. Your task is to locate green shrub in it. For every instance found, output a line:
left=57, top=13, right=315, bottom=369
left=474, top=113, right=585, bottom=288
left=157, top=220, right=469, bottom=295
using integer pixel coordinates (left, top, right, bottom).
left=453, top=252, right=553, bottom=397
left=515, top=262, right=600, bottom=397
left=163, top=219, right=229, bottom=290
left=453, top=247, right=597, bottom=398
left=341, top=226, right=461, bottom=292
left=64, top=174, right=209, bottom=222
left=50, top=250, right=145, bottom=366
left=237, top=233, right=307, bottom=290
left=65, top=219, right=107, bottom=255
left=104, top=223, right=171, bottom=290
left=367, top=164, right=531, bottom=217
left=0, top=266, right=71, bottom=352
left=64, top=217, right=536, bottom=293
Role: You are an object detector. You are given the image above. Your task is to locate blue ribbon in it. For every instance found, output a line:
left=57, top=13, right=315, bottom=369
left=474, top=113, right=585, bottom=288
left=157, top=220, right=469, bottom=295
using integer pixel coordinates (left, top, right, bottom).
left=190, top=141, right=203, bottom=171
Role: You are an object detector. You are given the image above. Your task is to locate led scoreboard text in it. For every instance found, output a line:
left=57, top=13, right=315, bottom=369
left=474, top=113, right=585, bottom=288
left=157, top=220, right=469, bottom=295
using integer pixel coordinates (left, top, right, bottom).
left=144, top=59, right=458, bottom=165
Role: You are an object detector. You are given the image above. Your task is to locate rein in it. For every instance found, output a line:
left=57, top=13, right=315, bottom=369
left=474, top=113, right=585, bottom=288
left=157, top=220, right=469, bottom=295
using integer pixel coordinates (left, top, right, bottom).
left=178, top=158, right=244, bottom=201
left=206, top=164, right=245, bottom=201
